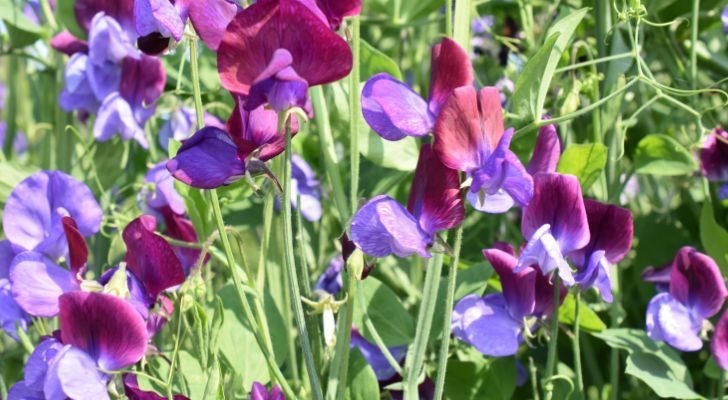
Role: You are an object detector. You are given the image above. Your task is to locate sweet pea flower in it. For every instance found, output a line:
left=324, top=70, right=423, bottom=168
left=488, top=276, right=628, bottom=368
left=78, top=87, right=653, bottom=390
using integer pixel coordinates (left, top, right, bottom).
left=700, top=128, right=728, bottom=199
left=158, top=107, right=225, bottom=151
left=274, top=154, right=323, bottom=222
left=712, top=310, right=728, bottom=370
left=75, top=0, right=135, bottom=36
left=434, top=86, right=533, bottom=213
left=452, top=247, right=564, bottom=357
left=250, top=382, right=285, bottom=400
left=349, top=143, right=464, bottom=259
left=646, top=247, right=728, bottom=352
left=304, top=0, right=361, bottom=30
left=314, top=255, right=345, bottom=295
left=515, top=173, right=589, bottom=286
left=124, top=374, right=190, bottom=400
left=526, top=122, right=561, bottom=176
left=7, top=292, right=148, bottom=400
left=142, top=161, right=187, bottom=216
left=217, top=0, right=352, bottom=113
left=351, top=329, right=406, bottom=381
left=361, top=38, right=472, bottom=141
left=168, top=98, right=296, bottom=189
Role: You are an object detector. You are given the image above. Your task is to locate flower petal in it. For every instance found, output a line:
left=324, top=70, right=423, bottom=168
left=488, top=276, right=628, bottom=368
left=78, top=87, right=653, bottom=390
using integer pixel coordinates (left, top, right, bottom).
left=428, top=38, right=473, bottom=116
left=571, top=199, right=633, bottom=268
left=7, top=380, right=44, bottom=399
left=712, top=310, right=728, bottom=370
left=60, top=53, right=100, bottom=113
left=143, top=161, right=186, bottom=215
left=669, top=246, right=728, bottom=319
left=185, top=0, right=240, bottom=50
left=516, top=224, right=575, bottom=286
left=50, top=31, right=89, bottom=56
left=482, top=248, right=535, bottom=320
left=0, top=278, right=28, bottom=339
left=452, top=294, right=522, bottom=357
left=119, top=54, right=166, bottom=123
left=350, top=195, right=432, bottom=259
left=573, top=250, right=613, bottom=303
left=59, top=291, right=148, bottom=370
left=0, top=240, right=15, bottom=279
left=700, top=128, right=728, bottom=182
left=314, top=0, right=361, bottom=30
left=167, top=127, right=245, bottom=189
left=314, top=255, right=344, bottom=295
left=526, top=122, right=561, bottom=175
left=646, top=292, right=703, bottom=352
left=25, top=337, right=64, bottom=388
left=350, top=329, right=406, bottom=381
left=134, top=0, right=185, bottom=41
left=44, top=346, right=110, bottom=400
left=75, top=0, right=135, bottom=35
left=94, top=93, right=148, bottom=148
left=227, top=98, right=293, bottom=161
left=361, top=73, right=434, bottom=141
left=62, top=217, right=88, bottom=276
left=160, top=208, right=206, bottom=275
left=10, top=252, right=79, bottom=317
left=433, top=86, right=485, bottom=172
left=407, top=143, right=464, bottom=234
left=123, top=216, right=185, bottom=301
left=123, top=374, right=190, bottom=400
left=291, top=154, right=322, bottom=222
left=250, top=382, right=269, bottom=400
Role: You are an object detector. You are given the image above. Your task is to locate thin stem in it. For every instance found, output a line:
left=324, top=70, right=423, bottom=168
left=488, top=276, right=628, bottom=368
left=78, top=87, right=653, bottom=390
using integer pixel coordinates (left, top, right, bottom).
left=326, top=272, right=357, bottom=400
left=718, top=371, right=725, bottom=400
left=543, top=274, right=562, bottom=400
left=609, top=265, right=621, bottom=400
left=296, top=194, right=323, bottom=370
left=39, top=0, right=58, bottom=30
left=690, top=0, right=700, bottom=91
left=349, top=17, right=361, bottom=214
left=573, top=292, right=584, bottom=400
left=281, top=120, right=324, bottom=400
left=355, top=281, right=404, bottom=376
left=166, top=301, right=184, bottom=400
left=403, top=250, right=446, bottom=400
left=445, top=0, right=453, bottom=38
left=530, top=357, right=541, bottom=400
left=555, top=52, right=632, bottom=74
left=433, top=226, right=464, bottom=400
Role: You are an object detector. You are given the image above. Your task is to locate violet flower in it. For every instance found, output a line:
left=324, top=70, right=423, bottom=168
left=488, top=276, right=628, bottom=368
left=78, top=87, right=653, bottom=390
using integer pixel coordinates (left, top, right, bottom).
left=304, top=0, right=361, bottom=30
left=217, top=0, right=352, bottom=113
left=646, top=247, right=728, bottom=351
left=515, top=173, right=590, bottom=286
left=8, top=292, right=148, bottom=400
left=712, top=310, right=728, bottom=370
left=315, top=255, right=345, bottom=295
left=700, top=128, right=728, bottom=199
left=351, top=329, right=407, bottom=381
left=168, top=98, right=295, bottom=189
left=250, top=382, right=285, bottom=400
left=452, top=247, right=563, bottom=357
left=434, top=86, right=533, bottom=213
left=142, top=161, right=187, bottom=216
left=158, top=107, right=225, bottom=151
left=349, top=143, right=464, bottom=259
left=362, top=38, right=472, bottom=141
left=124, top=374, right=190, bottom=400
left=274, top=154, right=323, bottom=222
left=75, top=0, right=135, bottom=37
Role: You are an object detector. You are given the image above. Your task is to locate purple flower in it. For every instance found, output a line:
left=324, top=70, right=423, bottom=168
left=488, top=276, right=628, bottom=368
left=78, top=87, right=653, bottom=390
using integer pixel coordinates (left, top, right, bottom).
left=434, top=87, right=533, bottom=213
left=351, top=329, right=406, bottom=381
left=217, top=0, right=352, bottom=112
left=712, top=310, right=728, bottom=370
left=526, top=122, right=560, bottom=176
left=158, top=107, right=225, bottom=151
left=305, top=0, right=361, bottom=30
left=314, top=255, right=344, bottom=295
left=362, top=38, right=472, bottom=141
left=75, top=0, right=135, bottom=37
left=290, top=154, right=322, bottom=222
left=250, top=382, right=285, bottom=400
left=515, top=173, right=590, bottom=286
left=0, top=277, right=28, bottom=340
left=124, top=374, right=190, bottom=400
left=349, top=144, right=464, bottom=259
left=142, top=161, right=186, bottom=215
left=159, top=208, right=207, bottom=275
left=452, top=247, right=563, bottom=357
left=700, top=128, right=728, bottom=199
left=50, top=31, right=89, bottom=56
left=646, top=247, right=728, bottom=351
left=569, top=200, right=633, bottom=302
left=722, top=6, right=728, bottom=34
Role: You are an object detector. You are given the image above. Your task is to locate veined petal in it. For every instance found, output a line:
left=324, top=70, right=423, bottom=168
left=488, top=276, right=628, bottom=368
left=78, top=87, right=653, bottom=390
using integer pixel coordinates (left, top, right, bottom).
left=482, top=248, right=536, bottom=320
left=185, top=0, right=240, bottom=50
left=669, top=247, right=728, bottom=320
left=433, top=86, right=486, bottom=172
left=516, top=224, right=575, bottom=286
left=452, top=294, right=522, bottom=357
left=646, top=292, right=703, bottom=352
left=44, top=346, right=110, bottom=400
left=59, top=291, right=148, bottom=371
left=350, top=195, right=432, bottom=259
left=119, top=55, right=166, bottom=124
left=571, top=199, right=633, bottom=269
left=10, top=252, right=79, bottom=317
left=361, top=73, right=434, bottom=141
left=167, top=127, right=245, bottom=189
left=428, top=38, right=473, bottom=116
left=527, top=122, right=561, bottom=175
left=314, top=0, right=361, bottom=30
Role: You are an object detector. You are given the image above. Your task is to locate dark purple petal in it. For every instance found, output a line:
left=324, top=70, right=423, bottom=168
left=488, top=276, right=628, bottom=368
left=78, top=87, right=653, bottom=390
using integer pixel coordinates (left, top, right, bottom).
left=119, top=55, right=166, bottom=121
left=59, top=291, right=148, bottom=370
left=146, top=295, right=174, bottom=338
left=123, top=216, right=186, bottom=300
left=646, top=292, right=703, bottom=351
left=482, top=248, right=535, bottom=320
left=75, top=0, right=135, bottom=35
left=532, top=269, right=566, bottom=318
left=228, top=98, right=297, bottom=161
left=160, top=208, right=206, bottom=275
left=10, top=252, right=79, bottom=317
left=0, top=278, right=29, bottom=339
left=571, top=199, right=633, bottom=267
left=712, top=310, right=728, bottom=370
left=143, top=161, right=186, bottom=215
left=218, top=0, right=352, bottom=96
left=350, top=195, right=432, bottom=259
left=125, top=374, right=187, bottom=400
left=61, top=217, right=88, bottom=276
left=361, top=73, right=434, bottom=141
left=25, top=337, right=64, bottom=388
left=521, top=173, right=589, bottom=255
left=44, top=346, right=111, bottom=400
left=184, top=0, right=240, bottom=50
left=526, top=122, right=561, bottom=175
left=94, top=93, right=148, bottom=148
left=167, top=127, right=245, bottom=189
left=701, top=128, right=728, bottom=182
left=351, top=329, right=406, bottom=381
left=407, top=143, right=464, bottom=234
left=314, top=255, right=344, bottom=295
left=291, top=154, right=322, bottom=222
left=669, top=247, right=728, bottom=319
left=250, top=382, right=269, bottom=400
left=451, top=294, right=522, bottom=357
left=314, top=0, right=361, bottom=30
left=50, top=31, right=89, bottom=56
left=134, top=0, right=185, bottom=41
left=428, top=38, right=473, bottom=116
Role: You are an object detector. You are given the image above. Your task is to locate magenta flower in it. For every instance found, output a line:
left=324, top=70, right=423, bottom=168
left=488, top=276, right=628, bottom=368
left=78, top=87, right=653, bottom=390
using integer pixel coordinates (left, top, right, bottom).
left=452, top=246, right=564, bottom=357
left=304, top=0, right=361, bottom=30
left=515, top=173, right=590, bottom=286
left=250, top=382, right=285, bottom=400
left=526, top=122, right=561, bottom=176
left=349, top=144, right=464, bottom=259
left=700, top=128, right=728, bottom=199
left=217, top=0, right=352, bottom=112
left=75, top=0, right=135, bottom=36
left=124, top=374, right=190, bottom=400
left=167, top=98, right=295, bottom=189
left=712, top=310, right=728, bottom=370
left=361, top=38, right=472, bottom=141
left=434, top=86, right=533, bottom=213
left=646, top=247, right=728, bottom=351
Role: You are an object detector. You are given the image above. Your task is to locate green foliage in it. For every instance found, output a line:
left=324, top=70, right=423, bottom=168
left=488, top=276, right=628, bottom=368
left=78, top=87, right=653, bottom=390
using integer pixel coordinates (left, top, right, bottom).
left=56, top=0, right=85, bottom=39
left=557, top=143, right=608, bottom=191
left=346, top=349, right=380, bottom=400
left=634, top=134, right=698, bottom=176
left=352, top=276, right=415, bottom=346
left=444, top=358, right=517, bottom=400
left=700, top=201, right=728, bottom=275
left=360, top=39, right=402, bottom=80
left=558, top=294, right=607, bottom=333
left=0, top=0, right=48, bottom=47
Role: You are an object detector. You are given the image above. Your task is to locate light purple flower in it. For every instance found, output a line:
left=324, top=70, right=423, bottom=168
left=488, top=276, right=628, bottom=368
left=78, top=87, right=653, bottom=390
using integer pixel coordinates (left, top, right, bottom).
left=314, top=255, right=344, bottom=295
left=646, top=247, right=728, bottom=352
left=351, top=329, right=406, bottom=381
left=290, top=154, right=322, bottom=222
left=250, top=382, right=285, bottom=400
left=141, top=161, right=186, bottom=216
left=349, top=144, right=464, bottom=259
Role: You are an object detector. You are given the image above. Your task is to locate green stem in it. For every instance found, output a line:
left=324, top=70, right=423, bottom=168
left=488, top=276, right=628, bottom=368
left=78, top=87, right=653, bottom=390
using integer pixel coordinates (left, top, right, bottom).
left=690, top=0, right=700, bottom=91
left=39, top=0, right=58, bottom=30
left=349, top=17, right=361, bottom=214
left=609, top=266, right=621, bottom=400
left=281, top=120, right=324, bottom=400
left=166, top=301, right=184, bottom=400
left=595, top=0, right=610, bottom=77
left=573, top=292, right=584, bottom=400
left=452, top=0, right=472, bottom=50
left=326, top=272, right=357, bottom=400
left=433, top=227, right=464, bottom=400
left=296, top=195, right=323, bottom=370
left=445, top=0, right=453, bottom=38
left=403, top=250, right=446, bottom=400
left=718, top=372, right=725, bottom=400
left=530, top=357, right=541, bottom=400
left=543, top=274, right=562, bottom=400
left=554, top=52, right=633, bottom=74
left=355, top=281, right=404, bottom=376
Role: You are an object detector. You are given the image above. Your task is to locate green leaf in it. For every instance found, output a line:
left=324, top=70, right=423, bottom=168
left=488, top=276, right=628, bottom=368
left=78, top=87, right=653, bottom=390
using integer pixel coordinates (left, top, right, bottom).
left=345, top=349, right=380, bottom=400
left=593, top=329, right=701, bottom=399
left=700, top=201, right=728, bottom=275
left=358, top=118, right=420, bottom=171
left=0, top=0, right=48, bottom=47
left=634, top=134, right=698, bottom=176
left=558, top=294, right=607, bottom=333
left=557, top=143, right=608, bottom=190
left=352, top=277, right=415, bottom=346
left=56, top=0, right=86, bottom=39
left=510, top=8, right=588, bottom=121
left=444, top=358, right=517, bottom=400
left=360, top=39, right=402, bottom=80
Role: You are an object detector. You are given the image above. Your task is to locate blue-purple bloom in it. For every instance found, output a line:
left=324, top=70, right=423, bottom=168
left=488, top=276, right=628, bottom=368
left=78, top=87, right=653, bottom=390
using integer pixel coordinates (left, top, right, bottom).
left=290, top=154, right=322, bottom=222
left=314, top=255, right=345, bottom=295
left=351, top=329, right=406, bottom=381
left=646, top=247, right=728, bottom=352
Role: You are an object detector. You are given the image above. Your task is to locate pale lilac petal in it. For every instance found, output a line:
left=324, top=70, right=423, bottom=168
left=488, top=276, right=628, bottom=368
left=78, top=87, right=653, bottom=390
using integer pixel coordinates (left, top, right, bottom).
left=291, top=154, right=322, bottom=222
left=10, top=252, right=79, bottom=317
left=0, top=278, right=28, bottom=339
left=167, top=127, right=245, bottom=189
left=8, top=381, right=45, bottom=399
left=573, top=250, right=613, bottom=303
left=94, top=93, right=148, bottom=148
left=646, top=292, right=703, bottom=352
left=158, top=107, right=195, bottom=151
left=516, top=224, right=575, bottom=286
left=452, top=294, right=522, bottom=357
left=466, top=188, right=514, bottom=213
left=134, top=0, right=185, bottom=41
left=44, top=346, right=110, bottom=400
left=361, top=73, right=434, bottom=141
left=143, top=161, right=186, bottom=215
left=59, top=53, right=100, bottom=113
left=350, top=195, right=432, bottom=259
left=25, top=337, right=64, bottom=387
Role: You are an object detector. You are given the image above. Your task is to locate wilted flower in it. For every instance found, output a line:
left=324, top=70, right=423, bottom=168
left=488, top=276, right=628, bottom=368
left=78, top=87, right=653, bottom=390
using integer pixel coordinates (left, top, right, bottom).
left=349, top=144, right=464, bottom=259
